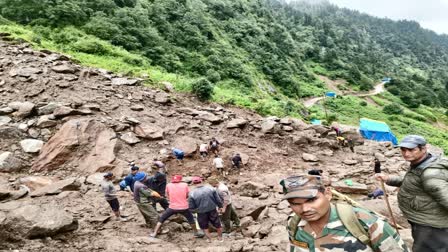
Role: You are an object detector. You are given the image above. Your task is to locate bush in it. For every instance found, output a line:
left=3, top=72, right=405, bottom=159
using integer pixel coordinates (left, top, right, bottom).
left=359, top=101, right=368, bottom=106
left=71, top=38, right=110, bottom=55
left=383, top=103, right=403, bottom=115
left=206, top=69, right=221, bottom=83
left=191, top=78, right=214, bottom=101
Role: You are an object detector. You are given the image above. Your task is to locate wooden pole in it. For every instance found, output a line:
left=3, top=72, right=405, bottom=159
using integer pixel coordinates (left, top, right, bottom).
left=379, top=181, right=400, bottom=235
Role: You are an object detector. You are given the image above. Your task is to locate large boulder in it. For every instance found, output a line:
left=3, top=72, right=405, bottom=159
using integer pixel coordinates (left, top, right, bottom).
left=226, top=118, right=248, bottom=129
left=302, top=153, right=319, bottom=162
left=111, top=77, right=140, bottom=86
left=172, top=136, right=198, bottom=156
left=31, top=118, right=117, bottom=174
left=18, top=176, right=54, bottom=191
left=238, top=181, right=267, bottom=197
left=260, top=119, right=278, bottom=134
left=30, top=178, right=81, bottom=197
left=134, top=124, right=164, bottom=140
left=120, top=132, right=141, bottom=145
left=0, top=203, right=78, bottom=240
left=0, top=152, right=23, bottom=172
left=20, top=139, right=44, bottom=153
left=196, top=111, right=222, bottom=124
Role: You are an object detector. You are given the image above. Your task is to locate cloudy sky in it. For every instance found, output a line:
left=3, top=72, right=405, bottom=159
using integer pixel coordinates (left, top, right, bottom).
left=329, top=0, right=448, bottom=35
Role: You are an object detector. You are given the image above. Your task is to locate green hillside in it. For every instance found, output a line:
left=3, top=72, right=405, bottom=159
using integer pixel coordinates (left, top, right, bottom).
left=1, top=0, right=447, bottom=151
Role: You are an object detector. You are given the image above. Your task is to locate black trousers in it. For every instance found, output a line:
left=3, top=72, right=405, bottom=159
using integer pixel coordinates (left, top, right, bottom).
left=410, top=222, right=448, bottom=252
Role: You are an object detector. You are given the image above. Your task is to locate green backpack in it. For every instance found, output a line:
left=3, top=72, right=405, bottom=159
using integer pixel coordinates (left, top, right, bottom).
left=287, top=203, right=371, bottom=249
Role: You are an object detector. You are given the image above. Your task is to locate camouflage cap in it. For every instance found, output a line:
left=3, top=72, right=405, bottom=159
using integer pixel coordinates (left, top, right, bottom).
left=280, top=175, right=324, bottom=199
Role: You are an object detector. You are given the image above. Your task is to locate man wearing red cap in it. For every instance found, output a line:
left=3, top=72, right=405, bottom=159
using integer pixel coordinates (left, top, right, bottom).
left=150, top=175, right=203, bottom=238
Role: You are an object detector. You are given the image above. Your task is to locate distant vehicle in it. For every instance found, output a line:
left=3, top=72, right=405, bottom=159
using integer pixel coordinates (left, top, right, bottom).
left=382, top=77, right=392, bottom=83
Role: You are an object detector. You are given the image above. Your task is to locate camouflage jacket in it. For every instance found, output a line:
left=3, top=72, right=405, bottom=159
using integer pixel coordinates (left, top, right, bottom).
left=288, top=205, right=408, bottom=252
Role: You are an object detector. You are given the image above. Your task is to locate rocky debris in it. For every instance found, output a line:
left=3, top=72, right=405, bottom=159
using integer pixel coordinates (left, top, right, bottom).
left=302, top=153, right=319, bottom=162
left=0, top=115, right=11, bottom=126
left=134, top=124, right=164, bottom=140
left=130, top=104, right=144, bottom=111
left=120, top=132, right=141, bottom=145
left=13, top=67, right=42, bottom=77
left=31, top=119, right=117, bottom=174
left=155, top=92, right=170, bottom=104
left=38, top=103, right=61, bottom=115
left=30, top=177, right=81, bottom=197
left=0, top=203, right=78, bottom=240
left=242, top=224, right=261, bottom=238
left=0, top=186, right=29, bottom=202
left=374, top=152, right=386, bottom=162
left=0, top=106, right=14, bottom=115
left=52, top=64, right=76, bottom=74
left=342, top=159, right=358, bottom=165
left=8, top=101, right=35, bottom=118
left=53, top=106, right=75, bottom=118
left=227, top=118, right=248, bottom=129
left=111, top=77, right=140, bottom=86
left=260, top=119, right=279, bottom=134
left=177, top=107, right=200, bottom=116
left=161, top=81, right=174, bottom=92
left=20, top=139, right=44, bottom=153
left=0, top=152, right=23, bottom=172
left=197, top=111, right=222, bottom=124
left=332, top=180, right=369, bottom=194
left=18, top=176, right=54, bottom=191
left=239, top=182, right=267, bottom=197
left=36, top=115, right=57, bottom=128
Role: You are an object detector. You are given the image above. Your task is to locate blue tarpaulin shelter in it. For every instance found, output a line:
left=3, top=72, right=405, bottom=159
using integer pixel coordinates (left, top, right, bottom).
left=325, top=92, right=336, bottom=98
left=311, top=119, right=322, bottom=125
left=359, top=118, right=398, bottom=145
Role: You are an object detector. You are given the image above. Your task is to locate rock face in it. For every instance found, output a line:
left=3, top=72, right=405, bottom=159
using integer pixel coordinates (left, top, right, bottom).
left=30, top=178, right=81, bottom=197
left=134, top=124, right=164, bottom=140
left=197, top=112, right=222, bottom=124
left=31, top=118, right=117, bottom=174
left=0, top=152, right=23, bottom=172
left=20, top=139, right=44, bottom=153
left=0, top=203, right=78, bottom=240
left=239, top=182, right=267, bottom=197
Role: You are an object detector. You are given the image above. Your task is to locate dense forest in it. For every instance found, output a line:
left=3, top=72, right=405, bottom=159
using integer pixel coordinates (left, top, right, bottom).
left=1, top=0, right=448, bottom=109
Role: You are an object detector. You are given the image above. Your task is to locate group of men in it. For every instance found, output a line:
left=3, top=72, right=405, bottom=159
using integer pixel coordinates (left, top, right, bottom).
left=102, top=159, right=241, bottom=242
left=284, top=135, right=448, bottom=252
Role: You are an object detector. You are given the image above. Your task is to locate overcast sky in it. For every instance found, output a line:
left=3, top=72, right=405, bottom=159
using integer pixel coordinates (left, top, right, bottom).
left=329, top=0, right=448, bottom=35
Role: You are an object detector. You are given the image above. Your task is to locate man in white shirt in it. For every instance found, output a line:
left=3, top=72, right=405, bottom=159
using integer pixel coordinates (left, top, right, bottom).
left=199, top=143, right=208, bottom=161
left=212, top=155, right=224, bottom=176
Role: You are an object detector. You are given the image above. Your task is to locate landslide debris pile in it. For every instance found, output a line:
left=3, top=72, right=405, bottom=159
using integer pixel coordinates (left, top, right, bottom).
left=0, top=37, right=412, bottom=251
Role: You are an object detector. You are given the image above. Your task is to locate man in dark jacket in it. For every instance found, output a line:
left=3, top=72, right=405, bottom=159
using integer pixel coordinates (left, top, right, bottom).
left=189, top=177, right=223, bottom=242
left=119, top=165, right=139, bottom=192
left=146, top=172, right=169, bottom=210
left=376, top=135, right=448, bottom=251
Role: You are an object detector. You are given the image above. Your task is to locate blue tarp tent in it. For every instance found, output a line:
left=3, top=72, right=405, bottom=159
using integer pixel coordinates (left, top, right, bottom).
left=325, top=92, right=337, bottom=98
left=359, top=118, right=398, bottom=145
left=311, top=119, right=322, bottom=125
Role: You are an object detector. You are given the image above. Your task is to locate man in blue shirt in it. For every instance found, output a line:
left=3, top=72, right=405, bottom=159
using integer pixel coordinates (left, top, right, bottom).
left=119, top=165, right=139, bottom=192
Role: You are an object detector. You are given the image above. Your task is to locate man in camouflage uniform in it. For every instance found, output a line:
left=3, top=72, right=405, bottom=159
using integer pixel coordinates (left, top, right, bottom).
left=280, top=175, right=408, bottom=252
